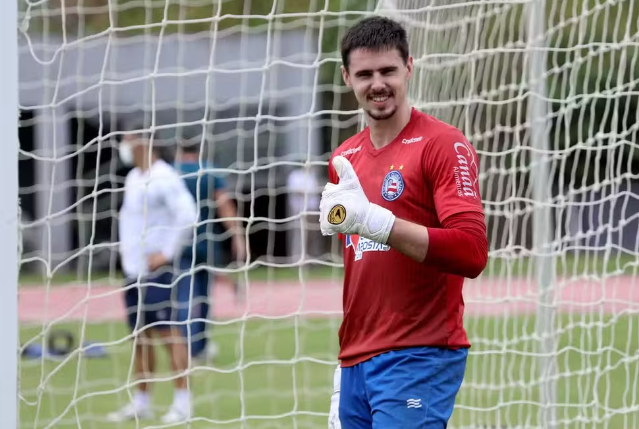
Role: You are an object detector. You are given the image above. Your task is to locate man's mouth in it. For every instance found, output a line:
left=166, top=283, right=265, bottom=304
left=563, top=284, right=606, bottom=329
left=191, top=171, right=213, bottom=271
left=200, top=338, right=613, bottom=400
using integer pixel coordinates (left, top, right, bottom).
left=369, top=94, right=391, bottom=104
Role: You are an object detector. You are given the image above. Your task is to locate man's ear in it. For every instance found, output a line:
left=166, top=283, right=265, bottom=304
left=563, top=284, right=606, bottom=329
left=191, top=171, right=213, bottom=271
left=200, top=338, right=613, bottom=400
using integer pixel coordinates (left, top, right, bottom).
left=341, top=65, right=352, bottom=88
left=406, top=56, right=414, bottom=81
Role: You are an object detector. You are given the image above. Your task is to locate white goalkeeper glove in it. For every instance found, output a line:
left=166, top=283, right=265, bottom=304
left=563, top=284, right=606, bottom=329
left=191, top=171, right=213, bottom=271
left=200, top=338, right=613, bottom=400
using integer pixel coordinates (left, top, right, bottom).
left=320, top=156, right=396, bottom=244
left=328, top=365, right=342, bottom=429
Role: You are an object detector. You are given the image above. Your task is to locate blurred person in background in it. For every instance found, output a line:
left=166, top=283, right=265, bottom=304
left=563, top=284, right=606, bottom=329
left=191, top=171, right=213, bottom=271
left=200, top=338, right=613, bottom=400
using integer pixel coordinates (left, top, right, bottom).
left=109, top=124, right=198, bottom=424
left=173, top=129, right=247, bottom=364
left=286, top=160, right=323, bottom=263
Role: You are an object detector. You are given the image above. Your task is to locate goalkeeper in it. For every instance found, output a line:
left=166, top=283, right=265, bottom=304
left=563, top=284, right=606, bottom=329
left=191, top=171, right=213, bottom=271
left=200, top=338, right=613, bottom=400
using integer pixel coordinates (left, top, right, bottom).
left=174, top=134, right=247, bottom=363
left=108, top=125, right=198, bottom=424
left=320, top=17, right=489, bottom=429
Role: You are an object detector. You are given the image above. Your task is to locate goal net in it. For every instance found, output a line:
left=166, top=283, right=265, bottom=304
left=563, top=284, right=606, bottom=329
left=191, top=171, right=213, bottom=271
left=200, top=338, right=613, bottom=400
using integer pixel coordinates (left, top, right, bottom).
left=14, top=0, right=639, bottom=428
left=375, top=0, right=639, bottom=428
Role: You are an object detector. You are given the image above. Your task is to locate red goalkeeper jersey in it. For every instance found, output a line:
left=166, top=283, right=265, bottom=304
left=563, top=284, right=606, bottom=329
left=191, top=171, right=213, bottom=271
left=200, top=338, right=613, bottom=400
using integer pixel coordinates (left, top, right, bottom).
left=328, top=108, right=488, bottom=367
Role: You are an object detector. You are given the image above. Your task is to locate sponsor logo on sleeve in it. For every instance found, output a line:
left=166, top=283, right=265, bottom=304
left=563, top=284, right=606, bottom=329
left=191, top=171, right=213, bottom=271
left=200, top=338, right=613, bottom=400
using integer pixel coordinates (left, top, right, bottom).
left=453, top=141, right=479, bottom=198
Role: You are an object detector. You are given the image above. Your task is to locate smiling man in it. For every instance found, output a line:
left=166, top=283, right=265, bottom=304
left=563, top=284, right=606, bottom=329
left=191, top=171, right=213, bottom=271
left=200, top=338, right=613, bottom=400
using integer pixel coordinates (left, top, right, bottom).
left=320, top=17, right=489, bottom=429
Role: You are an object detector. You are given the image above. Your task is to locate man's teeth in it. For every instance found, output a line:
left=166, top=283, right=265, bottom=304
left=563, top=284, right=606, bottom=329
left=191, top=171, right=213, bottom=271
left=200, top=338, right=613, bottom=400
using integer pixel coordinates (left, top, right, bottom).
left=372, top=96, right=389, bottom=102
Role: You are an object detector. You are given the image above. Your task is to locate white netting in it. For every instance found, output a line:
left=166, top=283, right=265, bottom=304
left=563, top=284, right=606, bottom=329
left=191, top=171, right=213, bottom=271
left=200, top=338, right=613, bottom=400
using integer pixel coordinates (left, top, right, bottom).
left=15, top=0, right=639, bottom=428
left=376, top=0, right=639, bottom=428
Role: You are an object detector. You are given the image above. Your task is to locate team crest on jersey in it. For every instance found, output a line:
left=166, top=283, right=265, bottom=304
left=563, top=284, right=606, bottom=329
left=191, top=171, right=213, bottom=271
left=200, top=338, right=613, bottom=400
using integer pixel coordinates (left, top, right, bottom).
left=381, top=170, right=405, bottom=202
left=345, top=235, right=390, bottom=261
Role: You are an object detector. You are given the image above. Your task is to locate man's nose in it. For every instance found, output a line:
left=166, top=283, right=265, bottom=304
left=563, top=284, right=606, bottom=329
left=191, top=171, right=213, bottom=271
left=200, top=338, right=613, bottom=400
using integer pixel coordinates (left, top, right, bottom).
left=371, top=74, right=385, bottom=91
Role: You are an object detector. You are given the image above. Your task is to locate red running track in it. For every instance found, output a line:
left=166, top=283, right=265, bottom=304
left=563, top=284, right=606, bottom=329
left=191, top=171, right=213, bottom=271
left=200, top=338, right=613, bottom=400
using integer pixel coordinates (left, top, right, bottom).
left=18, top=276, right=639, bottom=324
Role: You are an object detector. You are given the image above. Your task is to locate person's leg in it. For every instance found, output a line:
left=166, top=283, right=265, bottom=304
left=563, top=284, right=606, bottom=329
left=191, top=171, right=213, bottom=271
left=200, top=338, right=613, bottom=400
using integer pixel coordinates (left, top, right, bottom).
left=107, top=282, right=155, bottom=422
left=156, top=326, right=189, bottom=388
left=156, top=326, right=191, bottom=423
left=338, top=363, right=373, bottom=429
left=146, top=271, right=192, bottom=423
left=189, top=265, right=210, bottom=358
left=200, top=242, right=225, bottom=360
left=177, top=256, right=198, bottom=357
left=133, top=329, right=155, bottom=405
left=365, top=347, right=468, bottom=429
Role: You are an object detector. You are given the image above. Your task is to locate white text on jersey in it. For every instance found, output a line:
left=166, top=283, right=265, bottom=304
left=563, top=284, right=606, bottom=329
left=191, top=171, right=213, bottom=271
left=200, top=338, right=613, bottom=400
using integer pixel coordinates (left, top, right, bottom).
left=402, top=136, right=423, bottom=144
left=346, top=235, right=390, bottom=261
left=340, top=146, right=362, bottom=156
left=453, top=142, right=479, bottom=198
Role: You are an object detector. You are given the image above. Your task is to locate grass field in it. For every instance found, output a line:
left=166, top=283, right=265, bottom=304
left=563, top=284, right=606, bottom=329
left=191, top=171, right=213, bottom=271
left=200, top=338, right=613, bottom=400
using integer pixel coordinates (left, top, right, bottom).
left=17, top=254, right=639, bottom=428
left=19, top=314, right=639, bottom=429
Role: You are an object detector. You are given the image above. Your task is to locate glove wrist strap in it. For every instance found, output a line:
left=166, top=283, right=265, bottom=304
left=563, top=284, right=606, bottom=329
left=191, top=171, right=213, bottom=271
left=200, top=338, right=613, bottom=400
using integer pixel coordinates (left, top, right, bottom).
left=362, top=204, right=396, bottom=245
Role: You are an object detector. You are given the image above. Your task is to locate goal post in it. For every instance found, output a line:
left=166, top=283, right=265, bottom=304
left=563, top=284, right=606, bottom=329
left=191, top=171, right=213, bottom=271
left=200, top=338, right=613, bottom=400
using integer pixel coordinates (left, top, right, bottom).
left=2, top=0, right=19, bottom=426
left=526, top=1, right=559, bottom=427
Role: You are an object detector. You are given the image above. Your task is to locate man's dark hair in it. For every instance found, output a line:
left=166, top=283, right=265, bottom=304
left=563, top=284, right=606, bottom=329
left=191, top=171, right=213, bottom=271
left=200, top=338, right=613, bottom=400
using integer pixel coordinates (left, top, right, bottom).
left=178, top=125, right=205, bottom=154
left=121, top=118, right=172, bottom=161
left=122, top=119, right=154, bottom=144
left=180, top=140, right=201, bottom=154
left=340, top=16, right=409, bottom=71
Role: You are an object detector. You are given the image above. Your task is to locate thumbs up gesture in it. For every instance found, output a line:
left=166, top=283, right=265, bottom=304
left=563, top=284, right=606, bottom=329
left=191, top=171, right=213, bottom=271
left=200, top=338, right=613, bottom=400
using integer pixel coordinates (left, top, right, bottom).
left=319, top=156, right=396, bottom=245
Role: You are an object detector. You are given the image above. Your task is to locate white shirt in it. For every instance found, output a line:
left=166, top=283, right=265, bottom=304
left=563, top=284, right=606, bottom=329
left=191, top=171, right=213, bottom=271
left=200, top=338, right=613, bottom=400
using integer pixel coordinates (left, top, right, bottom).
left=118, top=159, right=198, bottom=278
left=287, top=167, right=320, bottom=214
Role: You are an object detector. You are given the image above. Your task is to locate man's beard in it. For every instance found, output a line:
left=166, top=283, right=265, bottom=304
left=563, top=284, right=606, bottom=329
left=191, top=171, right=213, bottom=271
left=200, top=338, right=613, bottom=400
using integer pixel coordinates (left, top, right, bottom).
left=365, top=103, right=397, bottom=121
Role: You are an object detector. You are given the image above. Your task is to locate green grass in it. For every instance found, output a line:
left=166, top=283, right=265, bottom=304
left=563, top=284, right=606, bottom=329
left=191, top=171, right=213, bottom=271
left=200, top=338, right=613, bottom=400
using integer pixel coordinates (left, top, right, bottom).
left=20, top=318, right=342, bottom=429
left=18, top=252, right=639, bottom=286
left=19, top=314, right=639, bottom=429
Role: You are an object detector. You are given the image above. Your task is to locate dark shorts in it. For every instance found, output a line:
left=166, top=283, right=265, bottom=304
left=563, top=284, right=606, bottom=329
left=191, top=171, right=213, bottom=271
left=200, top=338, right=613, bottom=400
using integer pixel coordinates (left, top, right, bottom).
left=123, top=270, right=177, bottom=332
left=339, top=347, right=468, bottom=429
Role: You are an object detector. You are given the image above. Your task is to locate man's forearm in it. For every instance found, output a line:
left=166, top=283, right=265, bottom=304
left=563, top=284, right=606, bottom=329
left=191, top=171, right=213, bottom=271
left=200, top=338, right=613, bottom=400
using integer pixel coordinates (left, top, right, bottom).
left=385, top=212, right=488, bottom=279
left=215, top=192, right=243, bottom=236
left=218, top=203, right=241, bottom=234
left=386, top=218, right=430, bottom=262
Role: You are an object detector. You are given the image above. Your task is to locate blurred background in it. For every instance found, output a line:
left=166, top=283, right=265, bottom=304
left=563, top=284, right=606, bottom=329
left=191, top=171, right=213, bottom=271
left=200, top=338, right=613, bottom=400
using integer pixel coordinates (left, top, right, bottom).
left=14, top=0, right=639, bottom=428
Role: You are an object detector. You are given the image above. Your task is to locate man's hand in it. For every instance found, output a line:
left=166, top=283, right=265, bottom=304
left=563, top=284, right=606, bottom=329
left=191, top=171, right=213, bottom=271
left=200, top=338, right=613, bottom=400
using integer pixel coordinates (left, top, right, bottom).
left=319, top=156, right=396, bottom=244
left=147, top=252, right=169, bottom=272
left=231, top=234, right=247, bottom=266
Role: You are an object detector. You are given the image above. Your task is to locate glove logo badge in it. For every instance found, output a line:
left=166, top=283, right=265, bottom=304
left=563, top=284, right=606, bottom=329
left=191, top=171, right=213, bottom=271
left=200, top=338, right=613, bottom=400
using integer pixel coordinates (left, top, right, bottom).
left=381, top=170, right=405, bottom=202
left=328, top=204, right=346, bottom=225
